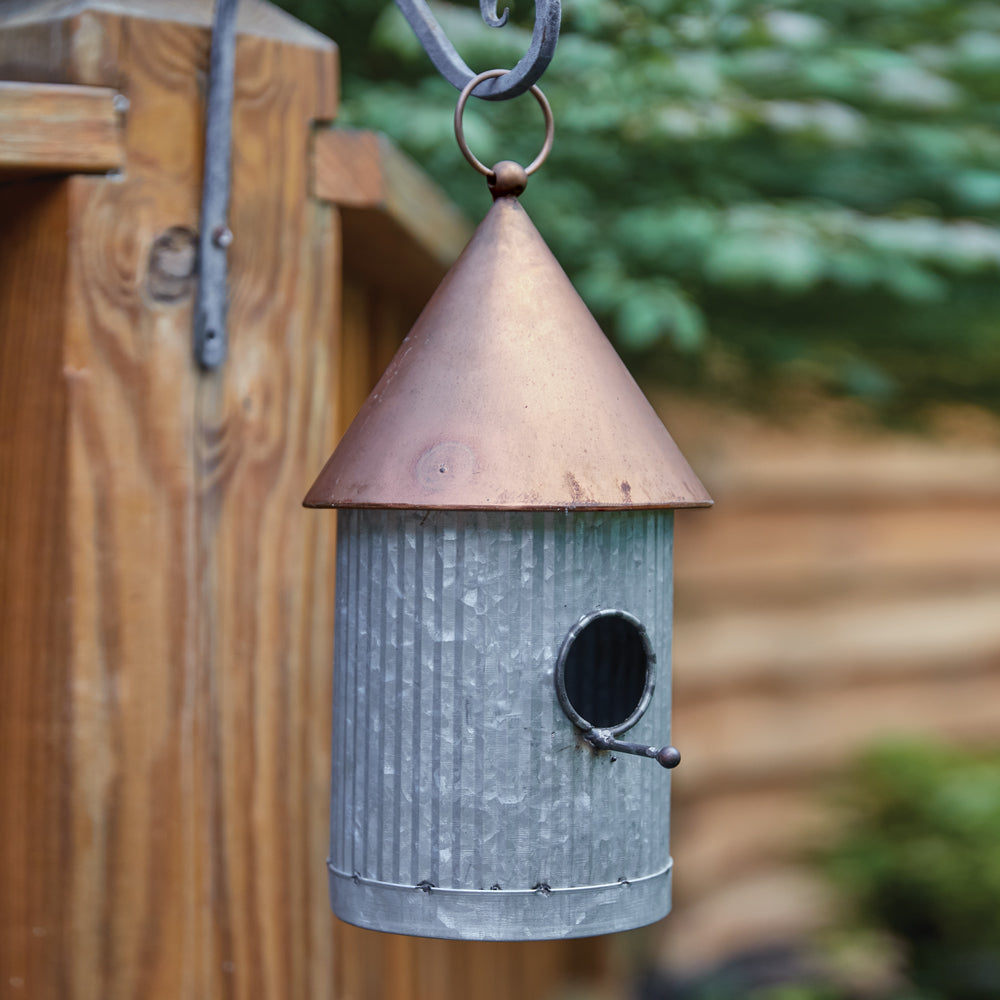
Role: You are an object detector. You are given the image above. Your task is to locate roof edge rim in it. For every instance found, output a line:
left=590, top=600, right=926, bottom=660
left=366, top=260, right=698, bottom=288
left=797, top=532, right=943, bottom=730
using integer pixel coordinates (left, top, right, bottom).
left=302, top=499, right=714, bottom=511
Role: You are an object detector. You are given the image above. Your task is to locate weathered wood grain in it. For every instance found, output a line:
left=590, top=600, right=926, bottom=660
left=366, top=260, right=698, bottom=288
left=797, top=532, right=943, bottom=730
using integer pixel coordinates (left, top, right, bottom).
left=0, top=81, right=123, bottom=176
left=673, top=666, right=1000, bottom=792
left=312, top=128, right=386, bottom=208
left=715, top=446, right=1000, bottom=506
left=662, top=405, right=1000, bottom=975
left=0, top=180, right=75, bottom=1000
left=675, top=588, right=1000, bottom=693
left=0, top=10, right=122, bottom=87
left=1, top=6, right=340, bottom=999
left=677, top=502, right=1000, bottom=612
left=313, top=128, right=471, bottom=264
left=195, top=26, right=339, bottom=999
left=313, top=128, right=473, bottom=311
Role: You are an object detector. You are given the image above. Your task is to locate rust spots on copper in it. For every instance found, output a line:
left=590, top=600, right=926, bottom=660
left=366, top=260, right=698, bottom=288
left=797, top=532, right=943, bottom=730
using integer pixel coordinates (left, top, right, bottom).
left=565, top=473, right=584, bottom=505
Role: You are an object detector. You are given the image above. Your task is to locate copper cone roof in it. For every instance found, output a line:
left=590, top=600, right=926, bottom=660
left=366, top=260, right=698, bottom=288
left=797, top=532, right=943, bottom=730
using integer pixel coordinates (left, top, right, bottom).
left=304, top=195, right=712, bottom=510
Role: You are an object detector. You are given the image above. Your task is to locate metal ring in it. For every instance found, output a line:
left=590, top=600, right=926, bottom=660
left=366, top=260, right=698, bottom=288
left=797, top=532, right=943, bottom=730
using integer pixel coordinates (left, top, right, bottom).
left=454, top=68, right=554, bottom=178
left=554, top=608, right=656, bottom=738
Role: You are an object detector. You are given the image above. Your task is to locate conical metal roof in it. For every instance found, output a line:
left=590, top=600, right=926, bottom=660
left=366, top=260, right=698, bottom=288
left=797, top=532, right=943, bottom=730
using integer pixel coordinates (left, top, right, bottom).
left=304, top=194, right=712, bottom=510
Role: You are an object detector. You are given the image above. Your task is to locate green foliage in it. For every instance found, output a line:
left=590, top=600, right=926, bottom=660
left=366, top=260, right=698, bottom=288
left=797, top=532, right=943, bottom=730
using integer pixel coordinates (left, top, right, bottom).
left=659, top=741, right=1000, bottom=1000
left=276, top=0, right=1000, bottom=417
left=824, top=741, right=1000, bottom=999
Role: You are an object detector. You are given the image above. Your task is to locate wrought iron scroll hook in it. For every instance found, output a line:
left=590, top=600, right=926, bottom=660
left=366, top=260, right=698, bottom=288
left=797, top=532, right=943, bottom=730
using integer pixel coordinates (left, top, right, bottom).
left=394, top=0, right=561, bottom=100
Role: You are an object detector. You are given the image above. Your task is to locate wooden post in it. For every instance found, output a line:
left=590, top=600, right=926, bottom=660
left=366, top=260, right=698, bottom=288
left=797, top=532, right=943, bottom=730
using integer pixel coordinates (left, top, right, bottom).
left=0, top=4, right=340, bottom=997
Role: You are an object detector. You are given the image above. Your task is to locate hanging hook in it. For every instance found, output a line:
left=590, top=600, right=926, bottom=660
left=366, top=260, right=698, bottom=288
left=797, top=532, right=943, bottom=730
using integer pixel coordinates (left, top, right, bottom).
left=480, top=0, right=509, bottom=28
left=394, top=0, right=561, bottom=101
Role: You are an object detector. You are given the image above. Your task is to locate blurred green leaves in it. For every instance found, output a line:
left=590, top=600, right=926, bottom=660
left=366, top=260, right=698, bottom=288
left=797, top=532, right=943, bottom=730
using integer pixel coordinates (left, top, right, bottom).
left=823, top=741, right=1000, bottom=999
left=277, top=0, right=1000, bottom=418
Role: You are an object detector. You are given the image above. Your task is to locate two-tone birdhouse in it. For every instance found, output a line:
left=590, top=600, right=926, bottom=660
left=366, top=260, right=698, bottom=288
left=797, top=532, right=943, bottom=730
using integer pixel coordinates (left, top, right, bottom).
left=304, top=175, right=711, bottom=940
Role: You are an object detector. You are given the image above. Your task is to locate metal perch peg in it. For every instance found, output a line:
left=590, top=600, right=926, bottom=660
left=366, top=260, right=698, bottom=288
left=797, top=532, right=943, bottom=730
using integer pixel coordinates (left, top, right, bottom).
left=394, top=0, right=561, bottom=100
left=585, top=730, right=682, bottom=769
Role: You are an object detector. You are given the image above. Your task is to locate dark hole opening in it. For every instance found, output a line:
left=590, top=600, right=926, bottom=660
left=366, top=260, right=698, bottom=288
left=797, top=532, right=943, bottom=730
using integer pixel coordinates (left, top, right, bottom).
left=560, top=614, right=651, bottom=730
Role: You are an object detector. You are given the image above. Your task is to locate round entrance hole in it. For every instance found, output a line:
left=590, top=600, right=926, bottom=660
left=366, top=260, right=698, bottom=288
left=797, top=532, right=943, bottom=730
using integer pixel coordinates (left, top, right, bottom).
left=555, top=609, right=655, bottom=735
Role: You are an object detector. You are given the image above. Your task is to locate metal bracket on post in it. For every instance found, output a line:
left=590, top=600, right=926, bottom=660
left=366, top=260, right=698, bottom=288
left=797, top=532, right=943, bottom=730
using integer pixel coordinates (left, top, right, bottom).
left=194, top=0, right=239, bottom=370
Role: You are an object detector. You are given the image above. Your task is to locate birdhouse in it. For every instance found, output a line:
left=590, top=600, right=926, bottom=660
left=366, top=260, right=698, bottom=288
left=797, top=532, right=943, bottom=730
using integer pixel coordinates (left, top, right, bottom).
left=304, top=183, right=711, bottom=941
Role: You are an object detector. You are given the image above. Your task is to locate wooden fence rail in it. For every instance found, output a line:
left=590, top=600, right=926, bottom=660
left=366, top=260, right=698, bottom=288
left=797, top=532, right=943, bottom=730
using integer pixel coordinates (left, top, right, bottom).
left=662, top=402, right=1000, bottom=973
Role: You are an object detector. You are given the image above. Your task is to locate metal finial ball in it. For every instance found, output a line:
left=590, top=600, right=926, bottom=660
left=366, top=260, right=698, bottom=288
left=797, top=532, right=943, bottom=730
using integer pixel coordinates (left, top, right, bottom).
left=655, top=746, right=681, bottom=769
left=489, top=161, right=528, bottom=198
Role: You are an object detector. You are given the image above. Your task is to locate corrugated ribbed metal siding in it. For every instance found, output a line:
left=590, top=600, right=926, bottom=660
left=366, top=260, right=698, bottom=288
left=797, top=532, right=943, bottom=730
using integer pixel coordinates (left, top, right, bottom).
left=330, top=509, right=674, bottom=932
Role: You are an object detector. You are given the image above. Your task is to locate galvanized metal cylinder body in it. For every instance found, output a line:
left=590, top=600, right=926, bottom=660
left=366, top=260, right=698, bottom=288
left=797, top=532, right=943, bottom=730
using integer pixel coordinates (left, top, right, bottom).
left=329, top=508, right=674, bottom=940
